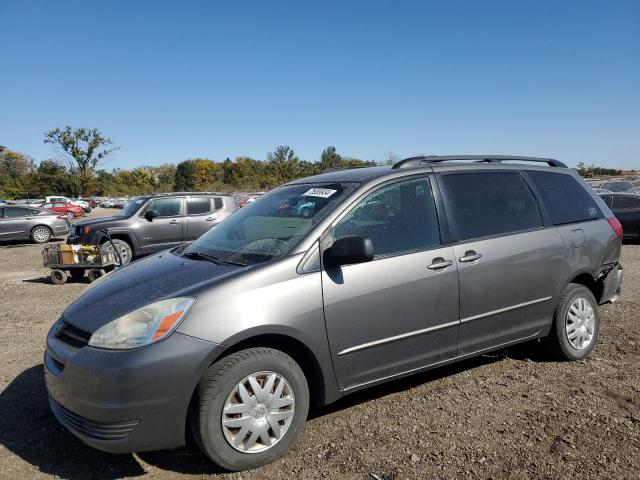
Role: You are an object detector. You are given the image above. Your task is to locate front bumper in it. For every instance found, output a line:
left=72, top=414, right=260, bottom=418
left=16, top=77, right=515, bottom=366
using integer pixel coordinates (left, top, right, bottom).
left=45, top=320, right=223, bottom=453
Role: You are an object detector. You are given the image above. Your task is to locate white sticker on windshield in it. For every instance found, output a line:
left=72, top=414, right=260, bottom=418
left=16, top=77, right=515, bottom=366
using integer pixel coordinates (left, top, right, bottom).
left=303, top=188, right=337, bottom=198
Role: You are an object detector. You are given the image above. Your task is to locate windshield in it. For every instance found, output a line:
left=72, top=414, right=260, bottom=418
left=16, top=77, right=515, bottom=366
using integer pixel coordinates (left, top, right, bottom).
left=115, top=197, right=147, bottom=217
left=184, top=183, right=356, bottom=265
left=601, top=182, right=632, bottom=192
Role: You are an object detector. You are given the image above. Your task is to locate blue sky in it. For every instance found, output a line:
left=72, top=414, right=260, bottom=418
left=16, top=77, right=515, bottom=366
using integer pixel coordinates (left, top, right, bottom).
left=1, top=0, right=639, bottom=169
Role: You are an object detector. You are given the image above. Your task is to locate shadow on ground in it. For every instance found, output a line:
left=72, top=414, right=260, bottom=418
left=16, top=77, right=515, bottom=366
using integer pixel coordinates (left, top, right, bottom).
left=1, top=342, right=550, bottom=477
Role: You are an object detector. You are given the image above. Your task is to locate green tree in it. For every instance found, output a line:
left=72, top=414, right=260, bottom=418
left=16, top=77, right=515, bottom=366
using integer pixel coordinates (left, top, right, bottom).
left=43, top=125, right=119, bottom=195
left=267, top=145, right=300, bottom=184
left=174, top=160, right=197, bottom=191
left=319, top=146, right=342, bottom=170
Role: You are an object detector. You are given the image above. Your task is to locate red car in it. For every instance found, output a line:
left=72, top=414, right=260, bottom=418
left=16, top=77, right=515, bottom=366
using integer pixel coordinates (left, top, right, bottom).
left=41, top=201, right=84, bottom=220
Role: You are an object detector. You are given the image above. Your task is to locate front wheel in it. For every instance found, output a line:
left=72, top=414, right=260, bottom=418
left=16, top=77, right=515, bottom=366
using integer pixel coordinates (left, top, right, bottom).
left=543, top=283, right=600, bottom=360
left=190, top=348, right=309, bottom=471
left=101, top=239, right=132, bottom=265
left=66, top=212, right=74, bottom=221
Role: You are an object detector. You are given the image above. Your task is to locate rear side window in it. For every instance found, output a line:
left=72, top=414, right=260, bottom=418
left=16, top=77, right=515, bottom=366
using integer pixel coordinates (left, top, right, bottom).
left=187, top=197, right=212, bottom=215
left=441, top=172, right=542, bottom=241
left=213, top=197, right=224, bottom=210
left=527, top=171, right=602, bottom=225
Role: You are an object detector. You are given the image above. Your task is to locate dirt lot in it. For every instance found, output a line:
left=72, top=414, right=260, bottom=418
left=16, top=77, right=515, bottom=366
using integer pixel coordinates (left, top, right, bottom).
left=1, top=209, right=639, bottom=479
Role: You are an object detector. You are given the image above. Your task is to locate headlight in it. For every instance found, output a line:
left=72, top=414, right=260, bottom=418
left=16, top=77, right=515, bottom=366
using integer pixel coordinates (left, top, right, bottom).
left=88, top=297, right=195, bottom=349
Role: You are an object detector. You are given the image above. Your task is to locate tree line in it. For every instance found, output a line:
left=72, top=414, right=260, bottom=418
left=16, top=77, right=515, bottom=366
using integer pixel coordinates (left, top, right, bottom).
left=0, top=126, right=377, bottom=199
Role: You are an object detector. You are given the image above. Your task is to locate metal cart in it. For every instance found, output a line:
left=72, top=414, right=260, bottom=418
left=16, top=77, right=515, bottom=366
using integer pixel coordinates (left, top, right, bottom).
left=42, top=229, right=124, bottom=284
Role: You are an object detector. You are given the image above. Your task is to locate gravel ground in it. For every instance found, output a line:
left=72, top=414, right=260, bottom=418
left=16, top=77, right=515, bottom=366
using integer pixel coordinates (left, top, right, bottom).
left=1, top=210, right=639, bottom=479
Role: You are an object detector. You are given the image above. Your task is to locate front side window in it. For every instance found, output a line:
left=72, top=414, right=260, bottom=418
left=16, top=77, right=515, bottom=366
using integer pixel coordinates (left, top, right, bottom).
left=441, top=172, right=542, bottom=241
left=612, top=196, right=640, bottom=210
left=333, top=177, right=441, bottom=257
left=188, top=197, right=212, bottom=215
left=142, top=198, right=183, bottom=217
left=185, top=183, right=356, bottom=265
left=528, top=171, right=602, bottom=225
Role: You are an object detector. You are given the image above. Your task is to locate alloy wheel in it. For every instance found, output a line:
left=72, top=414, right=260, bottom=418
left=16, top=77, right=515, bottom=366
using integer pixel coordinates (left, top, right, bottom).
left=32, top=227, right=50, bottom=243
left=221, top=371, right=295, bottom=453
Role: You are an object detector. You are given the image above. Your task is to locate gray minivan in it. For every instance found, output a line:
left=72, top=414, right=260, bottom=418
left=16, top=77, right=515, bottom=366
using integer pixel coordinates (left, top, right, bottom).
left=45, top=156, right=623, bottom=471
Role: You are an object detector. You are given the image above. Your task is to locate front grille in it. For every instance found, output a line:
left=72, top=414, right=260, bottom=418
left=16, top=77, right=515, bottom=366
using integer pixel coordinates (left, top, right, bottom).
left=56, top=321, right=91, bottom=348
left=50, top=398, right=140, bottom=440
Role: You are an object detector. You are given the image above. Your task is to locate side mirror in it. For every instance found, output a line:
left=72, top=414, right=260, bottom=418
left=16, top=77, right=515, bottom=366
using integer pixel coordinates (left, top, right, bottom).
left=144, top=210, right=158, bottom=222
left=324, top=235, right=374, bottom=267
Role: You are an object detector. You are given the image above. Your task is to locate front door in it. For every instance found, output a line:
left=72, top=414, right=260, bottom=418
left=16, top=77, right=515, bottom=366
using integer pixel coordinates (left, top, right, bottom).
left=1, top=207, right=33, bottom=240
left=322, top=176, right=460, bottom=391
left=137, top=197, right=185, bottom=251
left=439, top=171, right=566, bottom=354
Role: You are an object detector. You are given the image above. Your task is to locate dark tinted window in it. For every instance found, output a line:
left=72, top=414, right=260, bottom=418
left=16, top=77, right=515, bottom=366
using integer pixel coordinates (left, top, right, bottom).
left=601, top=181, right=633, bottom=192
left=188, top=197, right=211, bottom=215
left=213, top=197, right=223, bottom=210
left=5, top=207, right=30, bottom=218
left=143, top=198, right=182, bottom=217
left=600, top=195, right=613, bottom=208
left=528, top=171, right=602, bottom=225
left=442, top=172, right=542, bottom=241
left=334, top=177, right=440, bottom=257
left=612, top=196, right=640, bottom=210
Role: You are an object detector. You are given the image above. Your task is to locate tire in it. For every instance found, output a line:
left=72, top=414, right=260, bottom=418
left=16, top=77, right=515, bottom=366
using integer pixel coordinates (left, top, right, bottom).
left=66, top=212, right=74, bottom=221
left=30, top=226, right=52, bottom=244
left=543, top=283, right=600, bottom=360
left=84, top=207, right=92, bottom=213
left=70, top=269, right=85, bottom=281
left=50, top=269, right=67, bottom=285
left=101, top=239, right=132, bottom=265
left=87, top=268, right=106, bottom=282
left=190, top=348, right=309, bottom=471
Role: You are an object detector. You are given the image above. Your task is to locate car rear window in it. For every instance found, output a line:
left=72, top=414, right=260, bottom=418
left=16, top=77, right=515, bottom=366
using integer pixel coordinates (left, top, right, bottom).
left=527, top=171, right=602, bottom=225
left=441, top=172, right=543, bottom=241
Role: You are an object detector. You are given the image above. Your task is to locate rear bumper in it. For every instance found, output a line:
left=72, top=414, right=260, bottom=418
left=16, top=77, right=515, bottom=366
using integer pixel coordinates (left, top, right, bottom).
left=601, top=264, right=623, bottom=304
left=45, top=320, right=223, bottom=453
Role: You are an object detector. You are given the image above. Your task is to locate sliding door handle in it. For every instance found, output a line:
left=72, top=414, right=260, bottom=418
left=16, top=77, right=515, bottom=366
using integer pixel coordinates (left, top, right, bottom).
left=459, top=250, right=482, bottom=263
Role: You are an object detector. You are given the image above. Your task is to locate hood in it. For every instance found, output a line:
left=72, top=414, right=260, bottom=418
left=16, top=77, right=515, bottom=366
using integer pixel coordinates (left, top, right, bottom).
left=62, top=251, right=246, bottom=332
left=73, top=216, right=125, bottom=229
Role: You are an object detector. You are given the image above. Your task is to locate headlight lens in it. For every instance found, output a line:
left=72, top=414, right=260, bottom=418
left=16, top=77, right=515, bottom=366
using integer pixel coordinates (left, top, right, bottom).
left=88, top=297, right=195, bottom=349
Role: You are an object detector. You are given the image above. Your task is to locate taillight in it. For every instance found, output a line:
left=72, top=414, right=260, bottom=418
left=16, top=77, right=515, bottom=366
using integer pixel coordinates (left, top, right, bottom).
left=607, top=217, right=623, bottom=241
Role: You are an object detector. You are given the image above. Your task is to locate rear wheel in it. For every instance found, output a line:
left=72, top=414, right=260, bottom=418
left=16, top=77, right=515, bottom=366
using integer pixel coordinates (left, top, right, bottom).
left=543, top=283, right=599, bottom=360
left=87, top=268, right=106, bottom=282
left=31, top=226, right=52, bottom=244
left=50, top=269, right=67, bottom=285
left=190, top=348, right=309, bottom=471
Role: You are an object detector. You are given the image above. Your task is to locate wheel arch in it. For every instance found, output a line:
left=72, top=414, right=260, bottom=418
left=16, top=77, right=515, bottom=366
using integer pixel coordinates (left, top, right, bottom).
left=98, top=231, right=138, bottom=255
left=568, top=271, right=604, bottom=303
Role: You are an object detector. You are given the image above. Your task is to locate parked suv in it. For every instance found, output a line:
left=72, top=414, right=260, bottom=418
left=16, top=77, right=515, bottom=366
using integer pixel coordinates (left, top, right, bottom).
left=66, top=192, right=238, bottom=263
left=46, top=156, right=623, bottom=471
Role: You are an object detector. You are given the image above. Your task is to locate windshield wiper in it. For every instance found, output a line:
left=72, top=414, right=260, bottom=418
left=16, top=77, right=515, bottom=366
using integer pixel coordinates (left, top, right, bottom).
left=183, top=251, right=248, bottom=267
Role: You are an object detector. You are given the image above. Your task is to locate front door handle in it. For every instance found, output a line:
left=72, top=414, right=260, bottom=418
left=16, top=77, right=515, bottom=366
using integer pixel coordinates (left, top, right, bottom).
left=169, top=219, right=181, bottom=225
left=428, top=257, right=453, bottom=270
left=459, top=250, right=482, bottom=263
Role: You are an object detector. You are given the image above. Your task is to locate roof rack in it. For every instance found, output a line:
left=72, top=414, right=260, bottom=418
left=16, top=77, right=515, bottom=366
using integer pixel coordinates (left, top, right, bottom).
left=392, top=155, right=567, bottom=169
